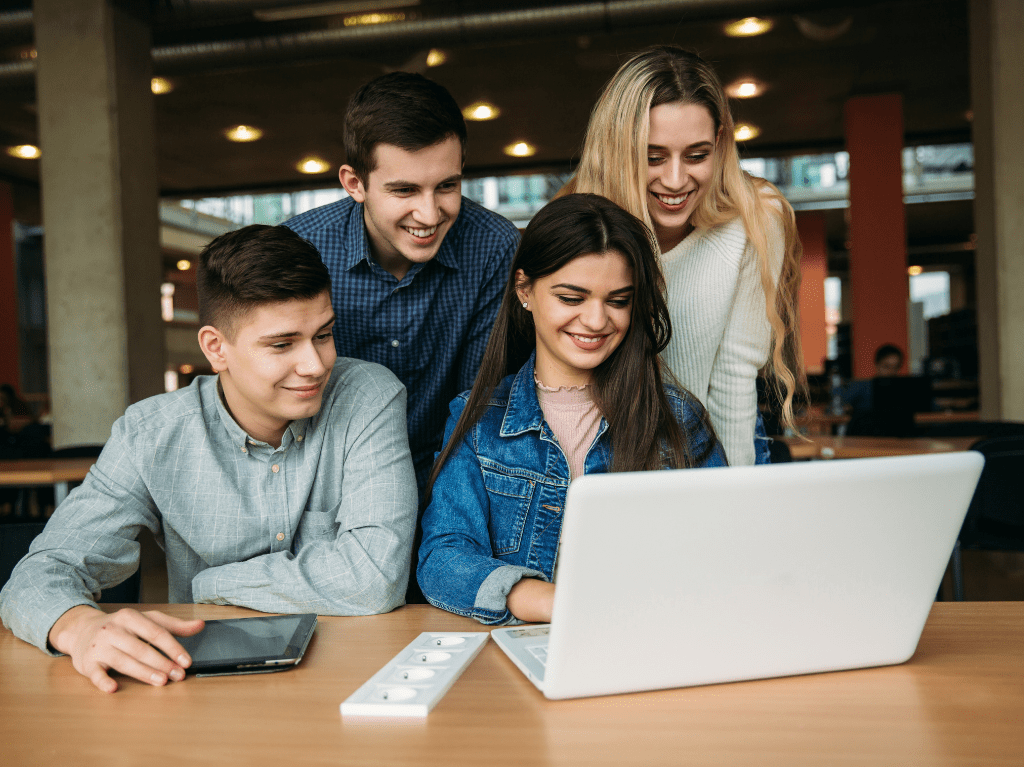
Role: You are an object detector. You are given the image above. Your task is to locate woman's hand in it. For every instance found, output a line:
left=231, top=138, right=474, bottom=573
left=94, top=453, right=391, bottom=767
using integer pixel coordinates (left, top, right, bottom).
left=507, top=578, right=556, bottom=623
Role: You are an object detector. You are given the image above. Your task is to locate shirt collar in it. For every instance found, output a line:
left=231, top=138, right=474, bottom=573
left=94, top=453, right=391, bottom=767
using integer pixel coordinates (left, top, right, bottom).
left=500, top=352, right=545, bottom=437
left=341, top=199, right=463, bottom=274
left=212, top=376, right=308, bottom=451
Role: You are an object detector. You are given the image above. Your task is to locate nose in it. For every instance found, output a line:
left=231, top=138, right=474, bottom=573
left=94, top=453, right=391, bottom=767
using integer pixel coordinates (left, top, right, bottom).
left=412, top=191, right=443, bottom=227
left=296, top=341, right=329, bottom=378
left=578, top=299, right=609, bottom=331
left=662, top=157, right=688, bottom=191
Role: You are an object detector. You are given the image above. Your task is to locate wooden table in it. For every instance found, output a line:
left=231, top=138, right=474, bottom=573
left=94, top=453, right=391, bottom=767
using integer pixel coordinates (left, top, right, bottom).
left=781, top=435, right=977, bottom=461
left=0, top=457, right=95, bottom=505
left=1, top=603, right=1022, bottom=766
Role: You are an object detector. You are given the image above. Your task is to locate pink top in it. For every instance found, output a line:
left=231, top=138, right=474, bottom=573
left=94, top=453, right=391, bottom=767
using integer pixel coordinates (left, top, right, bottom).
left=535, top=378, right=602, bottom=480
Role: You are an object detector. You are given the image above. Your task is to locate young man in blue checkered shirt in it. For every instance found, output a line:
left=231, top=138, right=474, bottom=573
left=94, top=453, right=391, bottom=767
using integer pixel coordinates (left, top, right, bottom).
left=285, top=73, right=520, bottom=500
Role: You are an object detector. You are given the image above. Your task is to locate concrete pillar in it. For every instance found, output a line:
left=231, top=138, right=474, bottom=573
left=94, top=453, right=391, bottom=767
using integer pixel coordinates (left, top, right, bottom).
left=0, top=182, right=18, bottom=392
left=795, top=212, right=828, bottom=376
left=34, top=0, right=164, bottom=447
left=970, top=0, right=1024, bottom=420
left=844, top=94, right=909, bottom=379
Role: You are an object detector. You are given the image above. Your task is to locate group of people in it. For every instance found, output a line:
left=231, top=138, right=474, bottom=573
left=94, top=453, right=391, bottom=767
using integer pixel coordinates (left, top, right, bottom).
left=0, top=46, right=803, bottom=692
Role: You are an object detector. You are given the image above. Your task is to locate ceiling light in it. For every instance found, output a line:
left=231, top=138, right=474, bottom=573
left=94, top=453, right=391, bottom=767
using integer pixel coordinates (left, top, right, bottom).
left=179, top=364, right=195, bottom=375
left=297, top=156, right=332, bottom=174
left=6, top=144, right=40, bottom=159
left=726, top=80, right=764, bottom=99
left=225, top=125, right=263, bottom=142
left=343, top=11, right=405, bottom=26
left=255, top=0, right=419, bottom=22
left=907, top=265, right=923, bottom=276
left=426, top=49, right=447, bottom=67
left=463, top=101, right=501, bottom=121
left=151, top=77, right=173, bottom=95
left=734, top=124, right=761, bottom=142
left=504, top=142, right=536, bottom=158
left=177, top=259, right=192, bottom=271
left=724, top=17, right=774, bottom=37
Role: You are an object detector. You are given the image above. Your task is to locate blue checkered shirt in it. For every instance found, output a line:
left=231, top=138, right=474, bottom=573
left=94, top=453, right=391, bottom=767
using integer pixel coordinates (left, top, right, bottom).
left=285, top=196, right=520, bottom=495
left=0, top=359, right=417, bottom=654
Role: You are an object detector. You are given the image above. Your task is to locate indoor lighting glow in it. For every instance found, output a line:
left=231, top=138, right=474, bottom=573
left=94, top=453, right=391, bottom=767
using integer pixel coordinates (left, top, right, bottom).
left=426, top=49, right=447, bottom=67
left=177, top=259, right=192, bottom=271
left=724, top=17, right=774, bottom=37
left=463, top=101, right=501, bottom=121
left=734, top=124, right=761, bottom=142
left=179, top=364, right=195, bottom=375
left=6, top=144, right=40, bottom=159
left=726, top=80, right=764, bottom=99
left=343, top=11, right=405, bottom=26
left=297, top=156, right=331, bottom=174
left=151, top=77, right=173, bottom=95
left=225, top=125, right=264, bottom=142
left=504, top=142, right=536, bottom=158
left=908, top=265, right=924, bottom=276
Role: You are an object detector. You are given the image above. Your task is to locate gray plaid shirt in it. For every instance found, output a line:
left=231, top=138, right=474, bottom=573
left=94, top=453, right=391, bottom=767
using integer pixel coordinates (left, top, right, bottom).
left=0, top=357, right=417, bottom=654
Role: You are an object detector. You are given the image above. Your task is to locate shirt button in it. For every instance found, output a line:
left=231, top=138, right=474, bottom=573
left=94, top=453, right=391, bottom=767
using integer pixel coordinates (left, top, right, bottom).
left=296, top=435, right=304, bottom=442
left=276, top=533, right=284, bottom=541
left=240, top=446, right=248, bottom=454
left=391, top=339, right=400, bottom=347
left=272, top=464, right=280, bottom=473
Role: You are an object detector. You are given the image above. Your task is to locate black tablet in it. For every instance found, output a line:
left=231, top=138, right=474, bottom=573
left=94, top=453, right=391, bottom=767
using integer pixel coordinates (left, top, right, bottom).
left=177, top=613, right=318, bottom=677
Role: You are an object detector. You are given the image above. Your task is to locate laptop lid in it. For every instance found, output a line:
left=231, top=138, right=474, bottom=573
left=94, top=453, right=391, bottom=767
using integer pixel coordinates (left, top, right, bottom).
left=541, top=452, right=984, bottom=699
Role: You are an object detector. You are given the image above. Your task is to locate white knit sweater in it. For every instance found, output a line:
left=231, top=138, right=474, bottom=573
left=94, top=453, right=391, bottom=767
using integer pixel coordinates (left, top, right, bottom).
left=659, top=212, right=784, bottom=466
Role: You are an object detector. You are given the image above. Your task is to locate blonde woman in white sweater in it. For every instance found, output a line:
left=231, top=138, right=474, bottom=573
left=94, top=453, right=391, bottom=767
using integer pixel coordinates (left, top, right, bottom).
left=562, top=46, right=803, bottom=465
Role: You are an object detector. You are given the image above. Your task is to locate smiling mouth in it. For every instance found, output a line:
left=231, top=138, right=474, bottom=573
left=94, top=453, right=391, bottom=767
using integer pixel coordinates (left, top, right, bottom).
left=287, top=383, right=324, bottom=399
left=403, top=224, right=439, bottom=238
left=567, top=332, right=609, bottom=349
left=652, top=190, right=692, bottom=207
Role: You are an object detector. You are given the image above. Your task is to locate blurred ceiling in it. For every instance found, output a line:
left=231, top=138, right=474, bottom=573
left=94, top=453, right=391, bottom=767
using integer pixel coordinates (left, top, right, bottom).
left=0, top=0, right=974, bottom=256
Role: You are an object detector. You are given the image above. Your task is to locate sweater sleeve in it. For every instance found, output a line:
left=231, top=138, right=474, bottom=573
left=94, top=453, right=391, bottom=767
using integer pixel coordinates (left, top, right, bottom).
left=705, top=212, right=785, bottom=466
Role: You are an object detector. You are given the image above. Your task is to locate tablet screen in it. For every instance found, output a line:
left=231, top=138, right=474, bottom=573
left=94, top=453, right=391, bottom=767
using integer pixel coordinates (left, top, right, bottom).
left=179, top=614, right=316, bottom=669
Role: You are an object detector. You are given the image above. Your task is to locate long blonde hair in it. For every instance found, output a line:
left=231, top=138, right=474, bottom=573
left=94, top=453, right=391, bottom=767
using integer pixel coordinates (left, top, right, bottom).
left=562, top=45, right=803, bottom=431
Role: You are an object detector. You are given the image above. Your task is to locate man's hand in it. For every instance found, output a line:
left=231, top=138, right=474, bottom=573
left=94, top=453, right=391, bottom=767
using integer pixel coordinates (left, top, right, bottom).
left=48, top=605, right=205, bottom=693
left=507, top=578, right=556, bottom=623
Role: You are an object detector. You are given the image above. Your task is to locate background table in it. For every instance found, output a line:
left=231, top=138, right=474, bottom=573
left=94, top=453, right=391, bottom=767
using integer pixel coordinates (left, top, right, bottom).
left=1, top=603, right=1022, bottom=766
left=0, top=457, right=95, bottom=506
left=781, top=435, right=977, bottom=461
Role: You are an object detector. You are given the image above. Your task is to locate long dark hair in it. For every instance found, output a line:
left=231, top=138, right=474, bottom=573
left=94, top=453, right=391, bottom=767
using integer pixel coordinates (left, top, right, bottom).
left=425, top=193, right=715, bottom=503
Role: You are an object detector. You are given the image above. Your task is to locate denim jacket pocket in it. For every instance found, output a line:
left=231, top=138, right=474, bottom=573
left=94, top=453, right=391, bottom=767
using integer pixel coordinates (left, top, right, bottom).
left=480, top=469, right=536, bottom=556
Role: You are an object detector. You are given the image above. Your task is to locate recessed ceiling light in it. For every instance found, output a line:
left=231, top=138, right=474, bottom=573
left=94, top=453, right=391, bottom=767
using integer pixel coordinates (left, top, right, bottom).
left=426, top=49, right=447, bottom=67
left=463, top=101, right=501, bottom=121
left=726, top=80, right=764, bottom=99
left=724, top=17, right=774, bottom=37
left=176, top=259, right=192, bottom=271
left=6, top=144, right=40, bottom=159
left=297, top=156, right=331, bottom=174
left=225, top=125, right=263, bottom=142
left=907, top=265, right=923, bottom=276
left=504, top=142, right=536, bottom=158
left=151, top=77, right=173, bottom=95
left=734, top=123, right=761, bottom=142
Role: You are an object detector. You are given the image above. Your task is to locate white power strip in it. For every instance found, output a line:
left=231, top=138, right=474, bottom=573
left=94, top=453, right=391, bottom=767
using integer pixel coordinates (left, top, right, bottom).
left=340, top=632, right=489, bottom=717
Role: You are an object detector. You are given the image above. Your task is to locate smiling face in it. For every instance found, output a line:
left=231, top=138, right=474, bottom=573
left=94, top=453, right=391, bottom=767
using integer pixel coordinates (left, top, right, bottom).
left=646, top=101, right=719, bottom=253
left=517, top=250, right=634, bottom=388
left=340, top=135, right=463, bottom=281
left=201, top=291, right=337, bottom=447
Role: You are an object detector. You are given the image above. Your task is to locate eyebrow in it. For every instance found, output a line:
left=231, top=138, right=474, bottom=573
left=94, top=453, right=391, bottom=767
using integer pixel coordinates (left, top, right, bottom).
left=647, top=141, right=714, bottom=151
left=257, top=316, right=336, bottom=342
left=551, top=283, right=634, bottom=295
left=382, top=173, right=463, bottom=192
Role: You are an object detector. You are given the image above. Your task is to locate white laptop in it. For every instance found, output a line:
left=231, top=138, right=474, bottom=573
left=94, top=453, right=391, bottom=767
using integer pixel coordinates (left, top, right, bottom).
left=491, top=451, right=984, bottom=700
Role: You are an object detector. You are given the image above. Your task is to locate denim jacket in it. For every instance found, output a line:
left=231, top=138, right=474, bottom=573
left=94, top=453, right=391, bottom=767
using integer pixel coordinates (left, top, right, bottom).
left=417, top=354, right=727, bottom=625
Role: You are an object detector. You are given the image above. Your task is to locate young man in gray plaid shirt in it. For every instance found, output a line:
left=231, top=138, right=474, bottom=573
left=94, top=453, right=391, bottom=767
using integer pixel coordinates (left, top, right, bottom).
left=0, top=225, right=417, bottom=693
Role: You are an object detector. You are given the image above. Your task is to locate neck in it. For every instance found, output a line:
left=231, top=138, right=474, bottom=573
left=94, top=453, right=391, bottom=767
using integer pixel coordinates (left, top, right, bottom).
left=656, top=222, right=694, bottom=254
left=217, top=376, right=287, bottom=448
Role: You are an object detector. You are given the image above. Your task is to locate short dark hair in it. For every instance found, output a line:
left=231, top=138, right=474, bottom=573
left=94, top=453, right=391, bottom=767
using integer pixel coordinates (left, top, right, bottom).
left=343, top=72, right=467, bottom=180
left=874, top=344, right=905, bottom=365
left=197, top=224, right=331, bottom=335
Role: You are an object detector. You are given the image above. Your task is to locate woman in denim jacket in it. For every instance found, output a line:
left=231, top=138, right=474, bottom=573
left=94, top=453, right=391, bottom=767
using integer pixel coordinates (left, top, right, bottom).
left=418, top=194, right=726, bottom=626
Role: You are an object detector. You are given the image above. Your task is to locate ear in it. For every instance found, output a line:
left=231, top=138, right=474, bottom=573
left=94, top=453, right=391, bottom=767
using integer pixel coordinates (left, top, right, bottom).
left=339, top=165, right=366, bottom=203
left=513, top=269, right=532, bottom=307
left=198, top=325, right=229, bottom=373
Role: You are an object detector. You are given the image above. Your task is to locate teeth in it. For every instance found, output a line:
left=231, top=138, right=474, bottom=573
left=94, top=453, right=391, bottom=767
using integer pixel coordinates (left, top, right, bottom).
left=655, top=191, right=690, bottom=206
left=405, top=225, right=438, bottom=238
left=570, top=333, right=601, bottom=343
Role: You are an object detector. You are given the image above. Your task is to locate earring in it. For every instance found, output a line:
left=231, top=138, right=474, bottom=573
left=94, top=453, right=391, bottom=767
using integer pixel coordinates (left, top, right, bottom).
left=522, top=301, right=529, bottom=309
